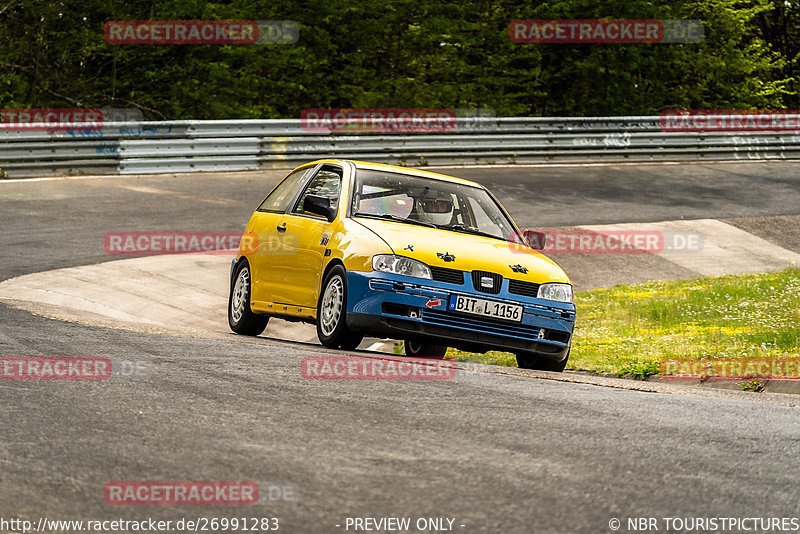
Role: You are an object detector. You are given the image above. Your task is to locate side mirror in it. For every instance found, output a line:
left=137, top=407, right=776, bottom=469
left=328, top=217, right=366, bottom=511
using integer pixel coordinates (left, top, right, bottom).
left=303, top=195, right=337, bottom=222
left=523, top=230, right=546, bottom=250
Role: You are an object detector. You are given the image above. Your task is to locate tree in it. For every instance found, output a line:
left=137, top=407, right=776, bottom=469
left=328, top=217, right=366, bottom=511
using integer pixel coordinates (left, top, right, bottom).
left=0, top=0, right=794, bottom=118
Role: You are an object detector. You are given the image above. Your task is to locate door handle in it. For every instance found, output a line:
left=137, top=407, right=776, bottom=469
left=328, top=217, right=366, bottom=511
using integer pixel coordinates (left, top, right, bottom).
left=276, top=223, right=287, bottom=233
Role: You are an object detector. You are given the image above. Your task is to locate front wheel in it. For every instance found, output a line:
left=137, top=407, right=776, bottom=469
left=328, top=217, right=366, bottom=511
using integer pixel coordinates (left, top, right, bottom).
left=228, top=260, right=269, bottom=336
left=404, top=340, right=448, bottom=358
left=316, top=265, right=363, bottom=349
left=516, top=348, right=569, bottom=372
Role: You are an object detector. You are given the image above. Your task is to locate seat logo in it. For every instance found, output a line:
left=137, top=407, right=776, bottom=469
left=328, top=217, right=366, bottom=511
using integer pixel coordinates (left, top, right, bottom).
left=480, top=276, right=493, bottom=289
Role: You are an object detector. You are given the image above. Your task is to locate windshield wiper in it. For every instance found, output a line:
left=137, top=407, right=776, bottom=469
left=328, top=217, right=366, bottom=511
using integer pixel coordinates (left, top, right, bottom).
left=446, top=224, right=505, bottom=241
left=353, top=212, right=437, bottom=229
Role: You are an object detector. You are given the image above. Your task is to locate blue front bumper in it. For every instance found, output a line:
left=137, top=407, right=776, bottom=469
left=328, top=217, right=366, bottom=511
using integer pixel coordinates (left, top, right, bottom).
left=345, top=270, right=576, bottom=359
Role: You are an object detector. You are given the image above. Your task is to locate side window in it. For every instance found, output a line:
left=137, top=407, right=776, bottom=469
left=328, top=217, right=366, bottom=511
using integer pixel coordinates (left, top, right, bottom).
left=257, top=167, right=310, bottom=213
left=293, top=166, right=342, bottom=216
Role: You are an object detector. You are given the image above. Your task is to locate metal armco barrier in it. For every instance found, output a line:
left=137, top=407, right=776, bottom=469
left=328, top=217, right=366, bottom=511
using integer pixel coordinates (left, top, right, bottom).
left=1, top=117, right=799, bottom=177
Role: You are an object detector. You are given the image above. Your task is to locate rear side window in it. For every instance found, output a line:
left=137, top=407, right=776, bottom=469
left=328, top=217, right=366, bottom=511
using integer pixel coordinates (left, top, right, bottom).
left=257, top=167, right=310, bottom=213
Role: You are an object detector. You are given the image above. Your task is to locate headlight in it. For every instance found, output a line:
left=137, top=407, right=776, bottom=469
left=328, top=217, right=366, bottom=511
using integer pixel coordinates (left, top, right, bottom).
left=372, top=255, right=432, bottom=279
left=537, top=283, right=573, bottom=303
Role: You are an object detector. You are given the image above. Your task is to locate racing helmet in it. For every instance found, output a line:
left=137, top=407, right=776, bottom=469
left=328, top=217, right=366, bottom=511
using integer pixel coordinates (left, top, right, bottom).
left=415, top=192, right=454, bottom=226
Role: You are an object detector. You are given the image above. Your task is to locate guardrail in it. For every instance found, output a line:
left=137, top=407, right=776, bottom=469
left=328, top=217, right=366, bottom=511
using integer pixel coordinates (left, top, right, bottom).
left=1, top=117, right=798, bottom=177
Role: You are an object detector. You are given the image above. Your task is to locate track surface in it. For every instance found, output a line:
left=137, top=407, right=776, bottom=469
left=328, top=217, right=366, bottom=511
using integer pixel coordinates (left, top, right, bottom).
left=1, top=162, right=799, bottom=533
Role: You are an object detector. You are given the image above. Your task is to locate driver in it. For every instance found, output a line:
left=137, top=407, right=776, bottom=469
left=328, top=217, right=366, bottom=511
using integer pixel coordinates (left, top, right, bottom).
left=413, top=191, right=455, bottom=226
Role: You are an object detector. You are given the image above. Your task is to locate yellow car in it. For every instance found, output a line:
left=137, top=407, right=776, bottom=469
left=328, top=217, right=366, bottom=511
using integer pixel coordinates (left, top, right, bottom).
left=228, top=160, right=575, bottom=371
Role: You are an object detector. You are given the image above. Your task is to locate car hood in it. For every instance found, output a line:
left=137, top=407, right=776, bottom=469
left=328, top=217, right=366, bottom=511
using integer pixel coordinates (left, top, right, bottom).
left=353, top=217, right=570, bottom=284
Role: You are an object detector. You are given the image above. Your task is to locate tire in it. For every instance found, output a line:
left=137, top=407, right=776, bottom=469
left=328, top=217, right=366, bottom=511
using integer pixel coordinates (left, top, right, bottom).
left=228, top=260, right=269, bottom=336
left=404, top=339, right=448, bottom=358
left=516, top=348, right=569, bottom=372
left=316, top=264, right=363, bottom=349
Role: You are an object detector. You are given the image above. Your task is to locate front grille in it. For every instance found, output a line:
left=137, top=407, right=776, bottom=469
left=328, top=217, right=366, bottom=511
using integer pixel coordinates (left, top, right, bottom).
left=508, top=279, right=541, bottom=298
left=430, top=266, right=464, bottom=285
left=471, top=270, right=502, bottom=294
left=422, top=309, right=570, bottom=344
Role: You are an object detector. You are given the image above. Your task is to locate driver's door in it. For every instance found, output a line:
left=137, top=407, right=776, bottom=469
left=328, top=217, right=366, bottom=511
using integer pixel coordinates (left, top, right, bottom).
left=269, top=164, right=344, bottom=311
left=247, top=166, right=313, bottom=307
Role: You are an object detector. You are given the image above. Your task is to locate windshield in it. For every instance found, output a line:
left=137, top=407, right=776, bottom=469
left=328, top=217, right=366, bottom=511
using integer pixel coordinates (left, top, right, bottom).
left=351, top=169, right=523, bottom=243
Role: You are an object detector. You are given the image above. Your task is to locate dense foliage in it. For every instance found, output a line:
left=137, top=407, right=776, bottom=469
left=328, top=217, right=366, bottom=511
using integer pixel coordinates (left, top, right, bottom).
left=0, top=0, right=797, bottom=118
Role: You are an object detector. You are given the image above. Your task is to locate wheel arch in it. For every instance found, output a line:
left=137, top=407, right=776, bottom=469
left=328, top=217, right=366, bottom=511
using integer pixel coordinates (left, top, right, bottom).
left=231, top=255, right=251, bottom=291
left=318, top=258, right=346, bottom=299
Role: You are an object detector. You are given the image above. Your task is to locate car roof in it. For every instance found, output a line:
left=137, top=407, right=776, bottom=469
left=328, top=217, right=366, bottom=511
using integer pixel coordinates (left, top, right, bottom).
left=298, top=159, right=485, bottom=189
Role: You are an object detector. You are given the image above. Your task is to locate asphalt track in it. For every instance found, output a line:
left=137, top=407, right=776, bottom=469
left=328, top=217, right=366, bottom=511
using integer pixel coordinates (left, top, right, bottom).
left=1, top=162, right=799, bottom=534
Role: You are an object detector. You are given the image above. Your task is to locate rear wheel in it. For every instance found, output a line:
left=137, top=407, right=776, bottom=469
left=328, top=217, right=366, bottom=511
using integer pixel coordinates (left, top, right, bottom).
left=228, top=261, right=269, bottom=336
left=317, top=265, right=363, bottom=349
left=404, top=340, right=448, bottom=358
left=516, top=348, right=569, bottom=372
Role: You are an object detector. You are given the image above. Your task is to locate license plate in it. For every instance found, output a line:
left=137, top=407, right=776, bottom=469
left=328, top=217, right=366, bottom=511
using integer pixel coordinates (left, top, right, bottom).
left=448, top=295, right=523, bottom=322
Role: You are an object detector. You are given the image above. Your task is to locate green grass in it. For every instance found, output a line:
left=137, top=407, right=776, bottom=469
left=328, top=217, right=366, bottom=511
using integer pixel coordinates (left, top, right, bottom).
left=444, top=268, right=800, bottom=378
left=739, top=379, right=766, bottom=392
left=445, top=349, right=518, bottom=367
